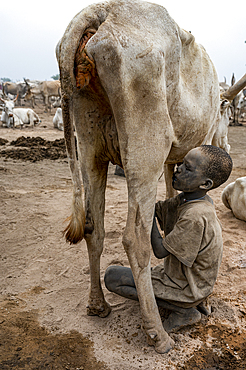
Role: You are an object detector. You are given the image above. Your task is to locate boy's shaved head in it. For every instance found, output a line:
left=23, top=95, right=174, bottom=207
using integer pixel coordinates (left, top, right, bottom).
left=200, top=145, right=233, bottom=189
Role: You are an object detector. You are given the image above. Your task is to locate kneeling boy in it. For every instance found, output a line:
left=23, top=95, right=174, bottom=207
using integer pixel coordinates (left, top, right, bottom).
left=104, top=145, right=233, bottom=332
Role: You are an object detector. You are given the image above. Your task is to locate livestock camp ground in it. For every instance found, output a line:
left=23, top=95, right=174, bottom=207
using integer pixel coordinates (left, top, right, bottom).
left=0, top=103, right=246, bottom=369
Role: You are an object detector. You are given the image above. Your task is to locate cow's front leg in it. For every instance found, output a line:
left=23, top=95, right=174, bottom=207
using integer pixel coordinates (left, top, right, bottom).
left=83, top=162, right=111, bottom=318
left=44, top=95, right=50, bottom=112
left=122, top=186, right=174, bottom=353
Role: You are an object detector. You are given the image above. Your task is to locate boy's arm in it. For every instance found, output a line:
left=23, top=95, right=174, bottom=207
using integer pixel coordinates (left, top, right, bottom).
left=151, top=217, right=170, bottom=259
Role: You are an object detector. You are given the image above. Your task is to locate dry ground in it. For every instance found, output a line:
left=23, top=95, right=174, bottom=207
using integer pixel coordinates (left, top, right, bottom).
left=0, top=105, right=246, bottom=369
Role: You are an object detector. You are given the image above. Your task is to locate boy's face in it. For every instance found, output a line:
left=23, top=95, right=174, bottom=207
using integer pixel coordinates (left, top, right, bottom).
left=172, top=148, right=211, bottom=192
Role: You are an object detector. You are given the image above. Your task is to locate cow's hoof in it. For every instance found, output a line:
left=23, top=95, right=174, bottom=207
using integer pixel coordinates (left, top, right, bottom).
left=155, top=336, right=174, bottom=354
left=146, top=328, right=174, bottom=354
left=86, top=302, right=111, bottom=318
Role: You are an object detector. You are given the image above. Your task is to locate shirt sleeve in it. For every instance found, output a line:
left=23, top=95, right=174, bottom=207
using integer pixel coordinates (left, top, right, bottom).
left=163, top=217, right=204, bottom=267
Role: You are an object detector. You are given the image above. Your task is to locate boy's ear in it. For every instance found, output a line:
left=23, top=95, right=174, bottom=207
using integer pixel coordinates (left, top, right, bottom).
left=199, top=179, right=213, bottom=190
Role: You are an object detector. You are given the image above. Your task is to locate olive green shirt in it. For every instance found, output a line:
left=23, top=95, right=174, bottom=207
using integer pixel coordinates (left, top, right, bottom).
left=151, top=194, right=223, bottom=308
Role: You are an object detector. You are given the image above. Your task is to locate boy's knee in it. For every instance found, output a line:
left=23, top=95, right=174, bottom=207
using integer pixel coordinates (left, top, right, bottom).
left=104, top=265, right=117, bottom=291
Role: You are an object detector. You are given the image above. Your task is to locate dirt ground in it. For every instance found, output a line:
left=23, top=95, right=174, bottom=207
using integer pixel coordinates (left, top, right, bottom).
left=0, top=105, right=246, bottom=370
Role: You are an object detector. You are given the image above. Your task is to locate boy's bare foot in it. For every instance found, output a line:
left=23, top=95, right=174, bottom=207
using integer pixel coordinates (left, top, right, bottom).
left=163, top=307, right=201, bottom=333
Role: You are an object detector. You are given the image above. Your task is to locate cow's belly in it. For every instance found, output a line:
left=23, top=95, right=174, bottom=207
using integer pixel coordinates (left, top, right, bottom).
left=166, top=94, right=220, bottom=163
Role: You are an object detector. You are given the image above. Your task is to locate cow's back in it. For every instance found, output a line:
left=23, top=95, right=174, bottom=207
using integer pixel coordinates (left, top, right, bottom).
left=42, top=81, right=60, bottom=95
left=3, top=82, right=17, bottom=95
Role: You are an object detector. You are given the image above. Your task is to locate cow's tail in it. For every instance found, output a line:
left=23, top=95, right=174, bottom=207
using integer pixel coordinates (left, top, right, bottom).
left=62, top=94, right=85, bottom=244
left=57, top=3, right=110, bottom=244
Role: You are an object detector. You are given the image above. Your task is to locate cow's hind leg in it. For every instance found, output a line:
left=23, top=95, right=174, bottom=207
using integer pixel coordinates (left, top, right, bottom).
left=83, top=161, right=111, bottom=317
left=74, top=100, right=112, bottom=317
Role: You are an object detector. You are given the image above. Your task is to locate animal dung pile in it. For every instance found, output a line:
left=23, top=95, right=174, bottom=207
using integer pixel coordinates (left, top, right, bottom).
left=0, top=136, right=67, bottom=161
left=0, top=138, right=8, bottom=146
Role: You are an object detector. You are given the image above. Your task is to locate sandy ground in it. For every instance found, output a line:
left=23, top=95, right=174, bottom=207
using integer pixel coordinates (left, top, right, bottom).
left=0, top=105, right=246, bottom=370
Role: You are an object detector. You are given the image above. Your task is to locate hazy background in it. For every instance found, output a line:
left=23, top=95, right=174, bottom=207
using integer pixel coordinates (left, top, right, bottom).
left=1, top=0, right=245, bottom=83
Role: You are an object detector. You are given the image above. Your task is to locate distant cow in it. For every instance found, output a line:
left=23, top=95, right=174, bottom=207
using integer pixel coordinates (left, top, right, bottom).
left=2, top=81, right=29, bottom=106
left=239, top=95, right=246, bottom=120
left=222, top=177, right=246, bottom=221
left=23, top=79, right=41, bottom=107
left=229, top=74, right=246, bottom=125
left=25, top=80, right=61, bottom=111
left=211, top=91, right=231, bottom=153
left=219, top=78, right=230, bottom=92
left=231, top=90, right=245, bottom=125
left=0, top=96, right=40, bottom=128
left=0, top=96, right=18, bottom=127
left=53, top=108, right=63, bottom=130
left=220, top=76, right=246, bottom=125
left=52, top=96, right=62, bottom=108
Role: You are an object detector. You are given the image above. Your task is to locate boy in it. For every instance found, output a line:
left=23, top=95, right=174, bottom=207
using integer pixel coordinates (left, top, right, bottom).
left=104, top=145, right=233, bottom=332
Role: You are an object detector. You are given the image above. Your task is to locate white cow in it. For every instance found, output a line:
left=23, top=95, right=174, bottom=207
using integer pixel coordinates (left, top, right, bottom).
left=56, top=0, right=246, bottom=353
left=220, top=77, right=246, bottom=125
left=237, top=92, right=246, bottom=119
left=239, top=96, right=246, bottom=120
left=53, top=108, right=63, bottom=130
left=230, top=74, right=246, bottom=125
left=232, top=90, right=245, bottom=124
left=222, top=177, right=246, bottom=221
left=211, top=90, right=231, bottom=153
left=52, top=96, right=62, bottom=108
left=0, top=97, right=40, bottom=128
left=11, top=108, right=40, bottom=128
left=0, top=96, right=18, bottom=127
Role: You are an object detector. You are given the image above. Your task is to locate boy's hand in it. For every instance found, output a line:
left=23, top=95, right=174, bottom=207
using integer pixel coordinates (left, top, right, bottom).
left=151, top=217, right=170, bottom=259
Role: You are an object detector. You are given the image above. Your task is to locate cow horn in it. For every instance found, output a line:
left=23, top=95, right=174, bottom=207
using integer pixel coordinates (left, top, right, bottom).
left=13, top=93, right=19, bottom=102
left=0, top=96, right=5, bottom=103
left=221, top=73, right=246, bottom=101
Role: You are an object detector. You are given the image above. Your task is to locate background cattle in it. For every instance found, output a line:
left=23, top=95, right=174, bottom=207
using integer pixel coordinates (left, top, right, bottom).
left=219, top=77, right=230, bottom=92
left=211, top=90, right=231, bottom=153
left=57, top=0, right=246, bottom=353
left=22, top=79, right=42, bottom=107
left=25, top=80, right=61, bottom=112
left=220, top=74, right=246, bottom=126
left=239, top=92, right=246, bottom=119
left=0, top=95, right=18, bottom=127
left=52, top=96, right=62, bottom=108
left=0, top=96, right=40, bottom=128
left=2, top=81, right=29, bottom=106
left=53, top=107, right=63, bottom=130
left=222, top=177, right=246, bottom=222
